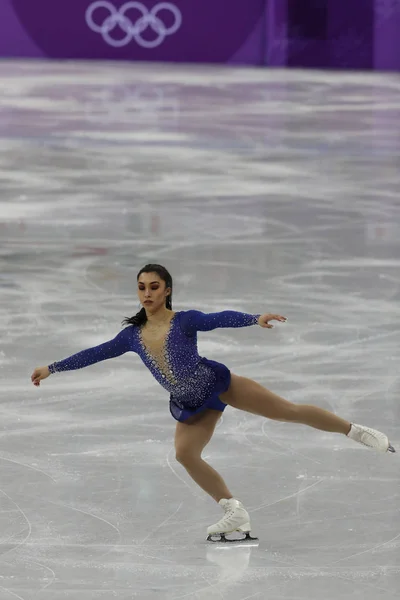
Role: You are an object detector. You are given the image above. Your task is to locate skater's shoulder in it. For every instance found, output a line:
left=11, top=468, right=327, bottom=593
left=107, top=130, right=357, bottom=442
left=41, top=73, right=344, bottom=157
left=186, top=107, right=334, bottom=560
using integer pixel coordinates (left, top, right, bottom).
left=176, top=309, right=204, bottom=326
left=179, top=309, right=204, bottom=318
left=120, top=323, right=136, bottom=332
left=171, top=309, right=201, bottom=322
left=118, top=324, right=137, bottom=339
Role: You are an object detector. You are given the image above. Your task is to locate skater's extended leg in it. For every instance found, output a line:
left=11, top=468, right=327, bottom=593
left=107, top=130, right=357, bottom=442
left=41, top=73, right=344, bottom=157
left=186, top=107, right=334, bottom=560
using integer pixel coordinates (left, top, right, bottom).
left=220, top=374, right=394, bottom=453
left=220, top=374, right=351, bottom=433
left=175, top=409, right=232, bottom=502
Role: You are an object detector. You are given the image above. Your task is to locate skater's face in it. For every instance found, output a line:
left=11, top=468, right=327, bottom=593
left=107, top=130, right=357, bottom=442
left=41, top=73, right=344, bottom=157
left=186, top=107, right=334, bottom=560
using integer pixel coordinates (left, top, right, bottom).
left=137, top=272, right=171, bottom=312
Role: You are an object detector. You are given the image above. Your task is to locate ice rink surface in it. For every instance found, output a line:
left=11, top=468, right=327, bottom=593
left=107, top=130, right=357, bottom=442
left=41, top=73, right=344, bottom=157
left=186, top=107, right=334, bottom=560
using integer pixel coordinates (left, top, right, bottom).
left=0, top=60, right=400, bottom=599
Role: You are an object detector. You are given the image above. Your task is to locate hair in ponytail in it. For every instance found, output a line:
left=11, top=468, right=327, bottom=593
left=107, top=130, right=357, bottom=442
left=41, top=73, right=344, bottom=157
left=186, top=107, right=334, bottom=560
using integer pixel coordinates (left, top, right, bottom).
left=123, top=306, right=147, bottom=327
left=122, top=264, right=173, bottom=327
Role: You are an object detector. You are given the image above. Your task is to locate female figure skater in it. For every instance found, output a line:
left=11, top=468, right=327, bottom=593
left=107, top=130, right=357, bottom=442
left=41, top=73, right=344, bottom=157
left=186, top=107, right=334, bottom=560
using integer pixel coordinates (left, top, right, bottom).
left=31, top=264, right=395, bottom=542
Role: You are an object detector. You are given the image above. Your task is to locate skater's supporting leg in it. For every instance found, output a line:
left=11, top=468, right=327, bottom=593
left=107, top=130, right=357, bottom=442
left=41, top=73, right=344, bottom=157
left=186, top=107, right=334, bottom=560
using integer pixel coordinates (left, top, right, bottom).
left=221, top=374, right=351, bottom=434
left=175, top=409, right=232, bottom=502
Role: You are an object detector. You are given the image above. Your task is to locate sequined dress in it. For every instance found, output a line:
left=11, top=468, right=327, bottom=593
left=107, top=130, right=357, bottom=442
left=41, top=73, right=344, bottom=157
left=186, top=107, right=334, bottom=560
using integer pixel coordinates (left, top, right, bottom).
left=48, top=310, right=260, bottom=422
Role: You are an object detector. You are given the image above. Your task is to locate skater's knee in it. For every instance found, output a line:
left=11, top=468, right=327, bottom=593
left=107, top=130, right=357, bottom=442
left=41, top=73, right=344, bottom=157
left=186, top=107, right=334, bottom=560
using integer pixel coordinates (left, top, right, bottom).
left=279, top=403, right=301, bottom=422
left=175, top=447, right=200, bottom=466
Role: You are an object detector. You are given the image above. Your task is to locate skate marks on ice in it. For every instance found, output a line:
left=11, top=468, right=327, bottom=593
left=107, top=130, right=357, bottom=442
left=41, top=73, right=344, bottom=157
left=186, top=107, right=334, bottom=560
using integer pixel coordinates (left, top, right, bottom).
left=0, top=487, right=56, bottom=598
left=0, top=487, right=32, bottom=559
left=139, top=501, right=183, bottom=545
left=0, top=61, right=400, bottom=598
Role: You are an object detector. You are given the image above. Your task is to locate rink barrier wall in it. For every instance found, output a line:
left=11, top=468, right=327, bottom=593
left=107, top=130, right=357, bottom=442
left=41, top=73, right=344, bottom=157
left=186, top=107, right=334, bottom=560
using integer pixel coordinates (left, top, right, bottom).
left=0, top=0, right=399, bottom=71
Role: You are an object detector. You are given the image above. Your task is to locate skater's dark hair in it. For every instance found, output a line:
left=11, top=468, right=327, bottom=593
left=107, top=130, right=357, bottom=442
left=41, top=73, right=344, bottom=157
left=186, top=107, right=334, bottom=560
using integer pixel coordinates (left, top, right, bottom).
left=122, top=264, right=173, bottom=327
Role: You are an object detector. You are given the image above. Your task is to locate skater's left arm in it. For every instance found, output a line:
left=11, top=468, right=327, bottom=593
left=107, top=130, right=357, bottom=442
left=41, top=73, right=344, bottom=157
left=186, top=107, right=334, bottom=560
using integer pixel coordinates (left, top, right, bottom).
left=180, top=310, right=286, bottom=335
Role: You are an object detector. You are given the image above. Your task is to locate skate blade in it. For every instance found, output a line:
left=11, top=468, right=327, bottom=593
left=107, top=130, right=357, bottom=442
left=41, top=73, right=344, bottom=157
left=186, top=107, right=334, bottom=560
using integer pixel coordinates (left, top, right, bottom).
left=207, top=531, right=259, bottom=545
left=388, top=444, right=396, bottom=453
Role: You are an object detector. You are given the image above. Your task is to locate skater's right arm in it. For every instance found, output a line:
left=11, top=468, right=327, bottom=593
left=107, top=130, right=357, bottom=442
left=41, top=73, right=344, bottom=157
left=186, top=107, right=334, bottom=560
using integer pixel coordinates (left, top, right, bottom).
left=31, top=327, right=134, bottom=386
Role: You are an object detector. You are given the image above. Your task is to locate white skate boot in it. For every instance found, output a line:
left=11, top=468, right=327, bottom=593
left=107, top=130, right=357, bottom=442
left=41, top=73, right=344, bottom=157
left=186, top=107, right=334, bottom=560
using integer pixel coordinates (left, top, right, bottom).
left=207, top=498, right=258, bottom=543
left=347, top=423, right=396, bottom=453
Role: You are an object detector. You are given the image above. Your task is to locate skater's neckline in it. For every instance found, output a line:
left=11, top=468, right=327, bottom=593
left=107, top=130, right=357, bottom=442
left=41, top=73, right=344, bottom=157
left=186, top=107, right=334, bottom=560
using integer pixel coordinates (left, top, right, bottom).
left=138, top=313, right=178, bottom=384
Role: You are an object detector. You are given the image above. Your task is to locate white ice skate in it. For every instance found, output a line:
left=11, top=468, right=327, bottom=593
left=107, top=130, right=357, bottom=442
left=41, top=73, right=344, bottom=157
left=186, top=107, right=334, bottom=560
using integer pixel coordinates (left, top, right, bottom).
left=207, top=498, right=258, bottom=543
left=347, top=423, right=396, bottom=453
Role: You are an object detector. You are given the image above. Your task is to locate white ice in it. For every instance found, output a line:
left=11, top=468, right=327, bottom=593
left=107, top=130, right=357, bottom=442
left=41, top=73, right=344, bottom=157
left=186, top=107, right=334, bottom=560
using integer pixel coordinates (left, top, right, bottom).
left=0, top=61, right=399, bottom=600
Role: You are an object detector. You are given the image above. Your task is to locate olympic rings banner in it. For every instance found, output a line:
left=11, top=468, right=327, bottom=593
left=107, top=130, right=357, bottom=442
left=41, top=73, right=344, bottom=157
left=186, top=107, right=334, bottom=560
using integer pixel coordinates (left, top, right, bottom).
left=0, top=0, right=266, bottom=64
left=0, top=0, right=399, bottom=70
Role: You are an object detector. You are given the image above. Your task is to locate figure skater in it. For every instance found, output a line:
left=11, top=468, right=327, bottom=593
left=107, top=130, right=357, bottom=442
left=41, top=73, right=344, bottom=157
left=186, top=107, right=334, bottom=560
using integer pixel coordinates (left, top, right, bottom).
left=31, top=264, right=395, bottom=542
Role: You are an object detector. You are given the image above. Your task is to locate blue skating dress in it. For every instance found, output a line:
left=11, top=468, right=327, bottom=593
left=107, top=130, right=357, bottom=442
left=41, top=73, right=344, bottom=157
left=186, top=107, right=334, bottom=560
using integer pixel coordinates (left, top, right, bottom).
left=48, top=310, right=260, bottom=422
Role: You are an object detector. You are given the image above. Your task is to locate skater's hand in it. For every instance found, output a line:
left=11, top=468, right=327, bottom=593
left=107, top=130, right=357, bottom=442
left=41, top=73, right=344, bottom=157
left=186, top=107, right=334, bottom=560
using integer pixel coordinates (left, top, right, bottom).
left=31, top=366, right=50, bottom=387
left=258, top=314, right=287, bottom=329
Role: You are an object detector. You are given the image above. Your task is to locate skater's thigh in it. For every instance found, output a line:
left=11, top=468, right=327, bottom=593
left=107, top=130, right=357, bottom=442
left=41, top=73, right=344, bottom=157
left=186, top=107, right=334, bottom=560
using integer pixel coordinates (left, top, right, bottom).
left=175, top=409, right=221, bottom=459
left=220, top=373, right=298, bottom=421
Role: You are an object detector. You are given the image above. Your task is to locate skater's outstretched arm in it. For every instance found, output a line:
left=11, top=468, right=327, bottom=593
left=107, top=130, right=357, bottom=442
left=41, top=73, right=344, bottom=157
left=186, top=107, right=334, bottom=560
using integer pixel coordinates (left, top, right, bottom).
left=31, top=327, right=134, bottom=386
left=180, top=310, right=286, bottom=336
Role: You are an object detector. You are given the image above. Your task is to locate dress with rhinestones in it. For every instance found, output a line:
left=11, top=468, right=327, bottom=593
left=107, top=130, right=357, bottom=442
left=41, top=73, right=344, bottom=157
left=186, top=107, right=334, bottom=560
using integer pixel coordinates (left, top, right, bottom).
left=48, top=310, right=260, bottom=422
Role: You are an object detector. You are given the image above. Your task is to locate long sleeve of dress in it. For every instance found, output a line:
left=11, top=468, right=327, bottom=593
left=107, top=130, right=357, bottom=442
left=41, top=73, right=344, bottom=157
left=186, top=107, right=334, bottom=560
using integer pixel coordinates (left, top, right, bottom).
left=179, top=310, right=260, bottom=337
left=48, top=327, right=134, bottom=373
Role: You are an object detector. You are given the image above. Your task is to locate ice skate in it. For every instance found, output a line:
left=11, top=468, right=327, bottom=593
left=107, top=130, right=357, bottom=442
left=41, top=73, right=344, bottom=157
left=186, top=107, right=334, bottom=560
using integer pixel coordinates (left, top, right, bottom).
left=206, top=498, right=258, bottom=543
left=347, top=424, right=396, bottom=453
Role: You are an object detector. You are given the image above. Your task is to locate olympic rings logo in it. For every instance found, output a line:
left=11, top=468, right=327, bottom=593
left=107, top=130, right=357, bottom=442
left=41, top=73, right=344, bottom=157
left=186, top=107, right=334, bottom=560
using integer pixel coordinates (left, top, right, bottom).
left=85, top=2, right=182, bottom=48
